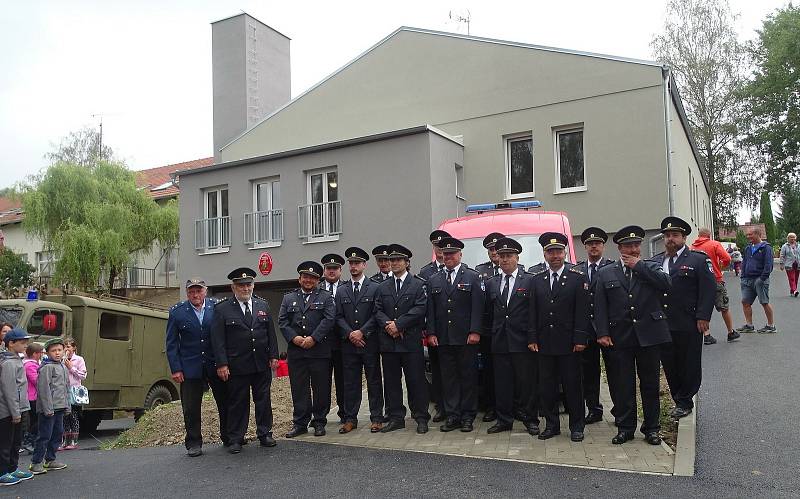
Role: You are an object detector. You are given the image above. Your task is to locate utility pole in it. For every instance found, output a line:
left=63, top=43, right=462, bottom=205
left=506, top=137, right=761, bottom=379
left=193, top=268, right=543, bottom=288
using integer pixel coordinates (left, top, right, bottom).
left=91, top=113, right=104, bottom=160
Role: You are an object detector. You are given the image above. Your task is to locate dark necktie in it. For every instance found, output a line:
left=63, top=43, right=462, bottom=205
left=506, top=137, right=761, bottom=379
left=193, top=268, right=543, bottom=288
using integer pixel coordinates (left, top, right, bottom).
left=396, top=278, right=402, bottom=294
left=438, top=264, right=445, bottom=272
left=447, top=268, right=454, bottom=286
left=328, top=282, right=334, bottom=293
left=589, top=263, right=597, bottom=283
left=624, top=266, right=632, bottom=281
left=552, top=272, right=559, bottom=290
left=501, top=274, right=511, bottom=306
left=303, top=293, right=310, bottom=304
left=667, top=256, right=675, bottom=273
left=243, top=301, right=252, bottom=326
left=353, top=281, right=360, bottom=301
left=493, top=266, right=499, bottom=276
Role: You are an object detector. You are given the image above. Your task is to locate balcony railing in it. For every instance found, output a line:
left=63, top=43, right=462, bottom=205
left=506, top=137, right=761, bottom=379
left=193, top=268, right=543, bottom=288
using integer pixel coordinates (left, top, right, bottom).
left=298, top=201, right=341, bottom=239
left=195, top=216, right=231, bottom=251
left=244, top=210, right=283, bottom=245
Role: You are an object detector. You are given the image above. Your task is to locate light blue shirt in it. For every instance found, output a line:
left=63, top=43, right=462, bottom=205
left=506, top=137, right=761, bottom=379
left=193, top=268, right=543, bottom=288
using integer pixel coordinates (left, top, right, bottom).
left=192, top=304, right=205, bottom=324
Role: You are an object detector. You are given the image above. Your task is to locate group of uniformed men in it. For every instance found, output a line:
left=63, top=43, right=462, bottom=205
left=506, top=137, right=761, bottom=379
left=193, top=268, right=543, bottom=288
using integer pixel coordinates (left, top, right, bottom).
left=166, top=215, right=715, bottom=456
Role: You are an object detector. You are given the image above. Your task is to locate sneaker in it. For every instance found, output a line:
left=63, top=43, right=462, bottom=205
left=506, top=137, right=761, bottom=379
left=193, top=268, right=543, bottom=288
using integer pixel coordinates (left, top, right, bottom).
left=727, top=331, right=741, bottom=342
left=703, top=335, right=717, bottom=345
left=43, top=461, right=67, bottom=471
left=757, top=325, right=777, bottom=334
left=735, top=324, right=755, bottom=334
left=28, top=463, right=46, bottom=475
left=63, top=443, right=78, bottom=450
left=794, top=291, right=799, bottom=297
left=0, top=473, right=21, bottom=486
left=10, top=469, right=34, bottom=481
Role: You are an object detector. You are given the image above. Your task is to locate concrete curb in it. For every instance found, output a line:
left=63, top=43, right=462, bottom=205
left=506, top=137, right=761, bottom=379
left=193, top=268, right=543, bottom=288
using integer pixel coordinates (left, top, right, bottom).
left=672, top=394, right=697, bottom=476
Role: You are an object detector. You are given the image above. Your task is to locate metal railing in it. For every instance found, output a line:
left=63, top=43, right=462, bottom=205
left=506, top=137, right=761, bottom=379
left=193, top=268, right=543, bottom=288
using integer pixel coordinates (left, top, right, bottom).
left=194, top=216, right=231, bottom=250
left=244, top=210, right=283, bottom=245
left=298, top=201, right=341, bottom=239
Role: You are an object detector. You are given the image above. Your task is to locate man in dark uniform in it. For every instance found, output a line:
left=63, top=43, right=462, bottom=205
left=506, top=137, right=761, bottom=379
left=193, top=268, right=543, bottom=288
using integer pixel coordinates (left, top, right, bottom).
left=654, top=216, right=716, bottom=419
left=336, top=247, right=384, bottom=433
left=279, top=262, right=336, bottom=438
left=573, top=227, right=616, bottom=424
left=320, top=253, right=347, bottom=424
left=375, top=244, right=431, bottom=434
left=482, top=237, right=540, bottom=435
left=474, top=232, right=505, bottom=280
left=418, top=229, right=449, bottom=423
left=528, top=233, right=589, bottom=442
left=370, top=245, right=392, bottom=283
left=426, top=237, right=484, bottom=432
left=210, top=268, right=279, bottom=454
left=593, top=226, right=672, bottom=445
left=166, top=278, right=223, bottom=457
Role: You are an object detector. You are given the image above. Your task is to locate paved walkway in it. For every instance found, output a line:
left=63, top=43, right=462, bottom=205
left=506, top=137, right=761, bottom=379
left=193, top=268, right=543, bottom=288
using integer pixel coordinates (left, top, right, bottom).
left=295, top=380, right=675, bottom=474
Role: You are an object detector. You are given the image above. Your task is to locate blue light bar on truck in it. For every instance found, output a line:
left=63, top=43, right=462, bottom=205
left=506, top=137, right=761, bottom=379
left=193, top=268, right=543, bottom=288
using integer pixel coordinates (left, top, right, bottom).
left=465, top=201, right=542, bottom=213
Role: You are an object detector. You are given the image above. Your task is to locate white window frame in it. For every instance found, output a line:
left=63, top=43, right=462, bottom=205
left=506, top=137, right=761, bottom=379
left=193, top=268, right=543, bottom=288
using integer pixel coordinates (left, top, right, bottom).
left=504, top=132, right=535, bottom=200
left=199, top=186, right=230, bottom=255
left=553, top=125, right=587, bottom=194
left=36, top=251, right=57, bottom=276
left=249, top=177, right=282, bottom=249
left=304, top=167, right=340, bottom=243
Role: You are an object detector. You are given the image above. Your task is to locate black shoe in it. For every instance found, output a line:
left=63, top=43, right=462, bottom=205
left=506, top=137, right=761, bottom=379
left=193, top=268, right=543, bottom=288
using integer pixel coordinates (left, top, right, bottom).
left=460, top=420, right=474, bottom=432
left=612, top=431, right=635, bottom=445
left=222, top=438, right=231, bottom=447
left=727, top=331, right=741, bottom=342
left=524, top=421, right=540, bottom=436
left=285, top=426, right=308, bottom=438
left=671, top=407, right=692, bottom=419
left=482, top=409, right=496, bottom=422
left=314, top=426, right=326, bottom=437
left=416, top=421, right=429, bottom=434
left=440, top=418, right=461, bottom=432
left=538, top=428, right=560, bottom=440
left=432, top=410, right=445, bottom=423
left=487, top=423, right=512, bottom=434
left=585, top=412, right=603, bottom=424
left=645, top=432, right=662, bottom=445
left=380, top=415, right=391, bottom=423
left=703, top=335, right=717, bottom=345
left=228, top=443, right=242, bottom=454
left=187, top=447, right=202, bottom=457
left=570, top=431, right=585, bottom=442
left=380, top=420, right=406, bottom=433
left=259, top=436, right=277, bottom=447
left=513, top=409, right=528, bottom=421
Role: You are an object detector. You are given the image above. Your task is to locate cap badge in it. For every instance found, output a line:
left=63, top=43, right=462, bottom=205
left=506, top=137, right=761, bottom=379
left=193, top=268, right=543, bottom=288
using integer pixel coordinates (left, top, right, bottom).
left=590, top=233, right=595, bottom=238
left=446, top=243, right=451, bottom=248
left=241, top=273, right=247, bottom=278
left=351, top=252, right=356, bottom=257
left=550, top=238, right=557, bottom=244
left=667, top=223, right=672, bottom=228
left=308, top=267, right=313, bottom=272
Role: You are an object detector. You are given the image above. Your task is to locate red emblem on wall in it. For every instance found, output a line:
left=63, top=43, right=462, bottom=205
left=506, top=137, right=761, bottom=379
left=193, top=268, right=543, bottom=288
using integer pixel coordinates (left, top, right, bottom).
left=258, top=252, right=273, bottom=276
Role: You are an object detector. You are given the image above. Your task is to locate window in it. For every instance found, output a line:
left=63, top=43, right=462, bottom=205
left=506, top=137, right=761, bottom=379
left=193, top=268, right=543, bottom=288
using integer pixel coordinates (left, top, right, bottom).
left=505, top=134, right=534, bottom=198
left=159, top=247, right=177, bottom=276
left=195, top=186, right=230, bottom=251
left=99, top=312, right=131, bottom=341
left=36, top=251, right=57, bottom=276
left=299, top=168, right=341, bottom=240
left=555, top=127, right=586, bottom=192
left=245, top=178, right=283, bottom=246
left=26, top=309, right=65, bottom=337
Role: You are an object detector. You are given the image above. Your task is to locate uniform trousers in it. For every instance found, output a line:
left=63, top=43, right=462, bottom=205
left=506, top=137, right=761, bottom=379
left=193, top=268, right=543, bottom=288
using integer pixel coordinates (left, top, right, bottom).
left=341, top=351, right=384, bottom=423
left=438, top=344, right=479, bottom=421
left=329, top=349, right=346, bottom=422
left=539, top=353, right=584, bottom=433
left=661, top=330, right=703, bottom=410
left=493, top=351, right=539, bottom=426
left=609, top=345, right=661, bottom=434
left=289, top=357, right=331, bottom=427
left=478, top=337, right=495, bottom=411
left=227, top=370, right=273, bottom=444
left=179, top=378, right=206, bottom=449
left=582, top=341, right=617, bottom=417
left=205, top=367, right=229, bottom=445
left=381, top=351, right=430, bottom=422
left=429, top=345, right=444, bottom=412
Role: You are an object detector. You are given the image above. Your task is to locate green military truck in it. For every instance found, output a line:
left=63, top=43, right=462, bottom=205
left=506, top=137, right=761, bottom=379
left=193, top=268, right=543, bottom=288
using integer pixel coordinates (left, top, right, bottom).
left=0, top=294, right=178, bottom=432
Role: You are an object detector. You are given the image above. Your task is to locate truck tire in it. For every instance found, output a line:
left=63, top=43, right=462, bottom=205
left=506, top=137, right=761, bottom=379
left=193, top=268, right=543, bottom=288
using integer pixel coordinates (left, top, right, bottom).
left=143, top=384, right=172, bottom=411
left=80, top=412, right=103, bottom=434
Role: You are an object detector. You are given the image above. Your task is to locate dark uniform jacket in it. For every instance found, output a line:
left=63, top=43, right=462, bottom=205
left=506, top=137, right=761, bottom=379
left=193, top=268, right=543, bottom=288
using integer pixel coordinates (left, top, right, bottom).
left=653, top=248, right=716, bottom=331
left=319, top=280, right=345, bottom=349
left=476, top=262, right=524, bottom=281
left=593, top=259, right=672, bottom=348
left=210, top=296, right=279, bottom=376
left=573, top=258, right=615, bottom=339
left=370, top=271, right=392, bottom=283
left=375, top=273, right=428, bottom=353
left=418, top=261, right=445, bottom=281
left=528, top=265, right=590, bottom=355
left=166, top=298, right=216, bottom=379
left=426, top=265, right=485, bottom=345
left=278, top=288, right=336, bottom=359
left=483, top=270, right=535, bottom=353
left=335, top=278, right=380, bottom=355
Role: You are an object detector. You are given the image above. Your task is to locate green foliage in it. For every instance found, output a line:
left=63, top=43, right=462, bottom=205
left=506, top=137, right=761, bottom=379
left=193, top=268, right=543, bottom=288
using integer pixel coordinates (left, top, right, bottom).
left=741, top=5, right=800, bottom=191
left=735, top=230, right=747, bottom=251
left=759, top=191, right=777, bottom=244
left=21, top=161, right=178, bottom=291
left=0, top=248, right=35, bottom=290
left=776, top=183, right=800, bottom=238
left=45, top=127, right=115, bottom=168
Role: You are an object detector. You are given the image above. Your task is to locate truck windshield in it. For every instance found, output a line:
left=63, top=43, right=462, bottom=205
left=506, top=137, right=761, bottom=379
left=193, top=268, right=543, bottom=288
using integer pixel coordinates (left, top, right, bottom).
left=0, top=307, right=23, bottom=327
left=461, top=235, right=549, bottom=270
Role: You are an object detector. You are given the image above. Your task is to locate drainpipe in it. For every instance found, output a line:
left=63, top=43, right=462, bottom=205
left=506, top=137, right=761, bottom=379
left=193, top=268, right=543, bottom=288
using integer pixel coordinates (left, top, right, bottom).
left=662, top=66, right=675, bottom=216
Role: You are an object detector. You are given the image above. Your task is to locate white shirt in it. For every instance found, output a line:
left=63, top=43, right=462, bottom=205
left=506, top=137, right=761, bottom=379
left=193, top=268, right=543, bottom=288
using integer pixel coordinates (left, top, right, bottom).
left=549, top=265, right=565, bottom=289
left=499, top=268, right=519, bottom=305
left=393, top=271, right=408, bottom=289
left=237, top=298, right=253, bottom=315
left=662, top=245, right=686, bottom=273
left=444, top=263, right=462, bottom=284
left=323, top=280, right=339, bottom=295
left=352, top=275, right=365, bottom=293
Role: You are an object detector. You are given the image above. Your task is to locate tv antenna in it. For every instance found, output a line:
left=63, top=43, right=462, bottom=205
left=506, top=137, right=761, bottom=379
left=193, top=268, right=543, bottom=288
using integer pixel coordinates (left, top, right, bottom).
left=449, top=9, right=471, bottom=35
left=91, top=113, right=104, bottom=160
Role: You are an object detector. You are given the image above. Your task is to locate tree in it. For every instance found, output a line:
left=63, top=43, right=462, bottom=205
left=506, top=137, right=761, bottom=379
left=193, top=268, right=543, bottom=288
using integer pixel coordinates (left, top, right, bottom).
left=735, top=229, right=747, bottom=250
left=759, top=191, right=777, bottom=244
left=741, top=5, right=800, bottom=191
left=776, top=183, right=800, bottom=237
left=651, top=0, right=751, bottom=227
left=21, top=161, right=178, bottom=291
left=0, top=248, right=34, bottom=292
left=45, top=126, right=115, bottom=168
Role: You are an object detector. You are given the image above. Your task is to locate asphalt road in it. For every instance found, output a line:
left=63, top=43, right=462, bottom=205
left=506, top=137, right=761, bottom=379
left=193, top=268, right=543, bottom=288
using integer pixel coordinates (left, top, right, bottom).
left=7, top=271, right=799, bottom=498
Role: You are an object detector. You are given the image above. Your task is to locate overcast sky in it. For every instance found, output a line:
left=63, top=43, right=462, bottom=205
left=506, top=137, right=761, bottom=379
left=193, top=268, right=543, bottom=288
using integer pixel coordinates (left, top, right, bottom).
left=0, top=0, right=788, bottom=195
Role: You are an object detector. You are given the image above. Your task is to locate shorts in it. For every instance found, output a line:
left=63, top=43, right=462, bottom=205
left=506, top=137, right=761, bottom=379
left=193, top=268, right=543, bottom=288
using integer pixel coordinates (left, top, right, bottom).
left=741, top=277, right=770, bottom=305
left=714, top=281, right=729, bottom=311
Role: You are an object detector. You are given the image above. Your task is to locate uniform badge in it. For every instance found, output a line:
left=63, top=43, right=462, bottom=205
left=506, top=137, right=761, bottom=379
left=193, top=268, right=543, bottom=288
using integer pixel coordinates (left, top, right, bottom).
left=480, top=281, right=485, bottom=291
left=257, top=310, right=267, bottom=317
left=583, top=282, right=589, bottom=290
left=706, top=260, right=713, bottom=273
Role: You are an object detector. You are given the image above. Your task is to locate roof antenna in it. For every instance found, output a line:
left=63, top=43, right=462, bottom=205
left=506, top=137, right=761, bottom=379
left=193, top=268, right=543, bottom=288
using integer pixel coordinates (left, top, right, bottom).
left=448, top=9, right=471, bottom=35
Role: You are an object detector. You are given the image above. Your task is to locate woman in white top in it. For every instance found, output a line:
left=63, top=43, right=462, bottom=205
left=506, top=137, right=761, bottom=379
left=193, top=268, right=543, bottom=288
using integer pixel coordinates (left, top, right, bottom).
left=779, top=232, right=800, bottom=297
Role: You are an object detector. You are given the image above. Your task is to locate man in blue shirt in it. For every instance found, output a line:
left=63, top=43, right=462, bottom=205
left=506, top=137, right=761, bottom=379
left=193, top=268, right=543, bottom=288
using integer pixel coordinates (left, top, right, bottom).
left=736, top=226, right=776, bottom=334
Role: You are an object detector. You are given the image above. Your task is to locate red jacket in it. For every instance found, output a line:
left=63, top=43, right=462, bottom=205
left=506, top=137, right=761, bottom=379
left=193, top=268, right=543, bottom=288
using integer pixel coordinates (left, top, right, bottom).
left=691, top=236, right=731, bottom=282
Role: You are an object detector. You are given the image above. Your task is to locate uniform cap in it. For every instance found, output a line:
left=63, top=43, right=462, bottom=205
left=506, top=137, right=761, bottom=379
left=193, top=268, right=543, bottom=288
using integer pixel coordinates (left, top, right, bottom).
left=227, top=267, right=257, bottom=283
left=185, top=278, right=207, bottom=289
left=434, top=237, right=464, bottom=253
left=539, top=232, right=568, bottom=251
left=344, top=247, right=370, bottom=262
left=387, top=244, right=413, bottom=259
left=429, top=230, right=451, bottom=244
left=298, top=261, right=324, bottom=278
left=660, top=216, right=692, bottom=236
left=580, top=227, right=608, bottom=244
left=483, top=232, right=505, bottom=249
left=321, top=254, right=346, bottom=268
left=613, top=225, right=646, bottom=244
left=494, top=237, right=523, bottom=254
left=371, top=245, right=390, bottom=258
